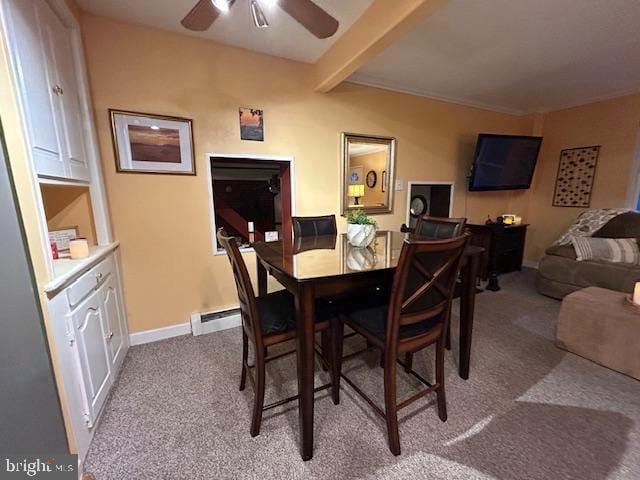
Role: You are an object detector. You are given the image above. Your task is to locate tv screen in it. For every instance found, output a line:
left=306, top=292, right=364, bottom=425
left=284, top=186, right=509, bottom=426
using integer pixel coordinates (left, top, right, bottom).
left=468, top=134, right=542, bottom=191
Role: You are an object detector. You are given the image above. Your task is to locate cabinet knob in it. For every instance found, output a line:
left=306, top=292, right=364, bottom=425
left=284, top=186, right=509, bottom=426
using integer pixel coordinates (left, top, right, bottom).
left=96, top=272, right=103, bottom=281
left=106, top=331, right=114, bottom=341
left=52, top=85, right=63, bottom=95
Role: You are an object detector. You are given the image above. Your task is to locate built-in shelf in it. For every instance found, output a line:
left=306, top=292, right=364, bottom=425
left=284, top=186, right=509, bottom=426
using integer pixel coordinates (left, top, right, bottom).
left=43, top=241, right=120, bottom=296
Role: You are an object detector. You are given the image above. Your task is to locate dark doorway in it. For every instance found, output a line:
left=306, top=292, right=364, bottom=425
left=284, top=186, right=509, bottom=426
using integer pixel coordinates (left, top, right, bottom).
left=210, top=157, right=292, bottom=251
left=407, top=182, right=453, bottom=228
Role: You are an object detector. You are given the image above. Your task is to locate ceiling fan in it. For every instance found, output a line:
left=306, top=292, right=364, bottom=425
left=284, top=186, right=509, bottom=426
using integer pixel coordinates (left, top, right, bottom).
left=181, top=0, right=339, bottom=39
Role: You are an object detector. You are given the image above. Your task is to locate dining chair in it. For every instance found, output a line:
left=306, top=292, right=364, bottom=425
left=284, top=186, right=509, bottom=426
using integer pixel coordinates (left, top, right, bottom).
left=334, top=234, right=469, bottom=455
left=217, top=228, right=339, bottom=437
left=291, top=215, right=338, bottom=369
left=292, top=215, right=337, bottom=238
left=407, top=215, right=467, bottom=361
left=413, top=215, right=467, bottom=240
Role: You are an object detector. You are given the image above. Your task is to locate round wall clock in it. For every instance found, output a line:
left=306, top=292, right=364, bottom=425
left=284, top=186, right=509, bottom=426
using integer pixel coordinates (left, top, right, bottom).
left=366, top=170, right=377, bottom=188
left=409, top=195, right=429, bottom=218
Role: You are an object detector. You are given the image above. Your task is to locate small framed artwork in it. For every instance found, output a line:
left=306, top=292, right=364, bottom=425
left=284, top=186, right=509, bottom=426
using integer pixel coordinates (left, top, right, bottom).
left=366, top=170, right=377, bottom=188
left=348, top=165, right=364, bottom=185
left=110, top=109, right=195, bottom=175
left=552, top=145, right=600, bottom=207
left=239, top=108, right=264, bottom=141
left=49, top=226, right=78, bottom=252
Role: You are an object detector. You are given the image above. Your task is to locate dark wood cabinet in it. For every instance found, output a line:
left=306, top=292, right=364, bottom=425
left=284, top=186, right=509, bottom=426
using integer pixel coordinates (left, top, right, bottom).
left=467, top=223, right=529, bottom=282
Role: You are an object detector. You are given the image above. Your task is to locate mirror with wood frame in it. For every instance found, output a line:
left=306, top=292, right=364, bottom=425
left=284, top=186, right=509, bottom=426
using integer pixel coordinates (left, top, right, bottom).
left=341, top=133, right=396, bottom=216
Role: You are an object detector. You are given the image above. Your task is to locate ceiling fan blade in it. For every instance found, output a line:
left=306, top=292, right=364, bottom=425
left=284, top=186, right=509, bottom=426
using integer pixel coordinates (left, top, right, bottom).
left=278, top=0, right=339, bottom=39
left=181, top=0, right=237, bottom=31
left=181, top=0, right=219, bottom=31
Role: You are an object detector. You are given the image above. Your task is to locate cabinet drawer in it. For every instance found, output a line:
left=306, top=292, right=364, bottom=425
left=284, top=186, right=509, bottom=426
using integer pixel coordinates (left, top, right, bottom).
left=66, top=255, right=115, bottom=308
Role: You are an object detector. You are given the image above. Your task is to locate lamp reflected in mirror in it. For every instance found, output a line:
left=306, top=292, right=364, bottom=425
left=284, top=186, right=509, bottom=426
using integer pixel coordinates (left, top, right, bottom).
left=347, top=184, right=365, bottom=205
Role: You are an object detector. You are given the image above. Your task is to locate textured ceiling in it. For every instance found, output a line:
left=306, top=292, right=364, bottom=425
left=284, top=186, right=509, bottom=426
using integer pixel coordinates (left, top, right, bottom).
left=350, top=0, right=640, bottom=114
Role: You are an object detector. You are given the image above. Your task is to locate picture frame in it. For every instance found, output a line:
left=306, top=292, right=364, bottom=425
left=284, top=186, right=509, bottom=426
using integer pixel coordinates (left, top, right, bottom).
left=552, top=145, right=600, bottom=207
left=48, top=226, right=79, bottom=252
left=348, top=165, right=364, bottom=185
left=109, top=109, right=195, bottom=175
left=366, top=170, right=377, bottom=188
left=239, top=108, right=264, bottom=141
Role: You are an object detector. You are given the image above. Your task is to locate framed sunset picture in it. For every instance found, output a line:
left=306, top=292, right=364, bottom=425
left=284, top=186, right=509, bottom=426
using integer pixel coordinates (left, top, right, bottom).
left=239, top=108, right=264, bottom=141
left=110, top=109, right=195, bottom=175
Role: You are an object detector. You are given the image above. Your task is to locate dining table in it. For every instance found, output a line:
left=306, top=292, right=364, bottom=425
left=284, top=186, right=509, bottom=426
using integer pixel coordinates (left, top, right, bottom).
left=252, top=230, right=483, bottom=460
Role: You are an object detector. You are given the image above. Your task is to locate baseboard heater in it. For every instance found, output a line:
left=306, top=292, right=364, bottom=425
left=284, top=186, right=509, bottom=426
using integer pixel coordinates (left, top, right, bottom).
left=191, top=307, right=242, bottom=336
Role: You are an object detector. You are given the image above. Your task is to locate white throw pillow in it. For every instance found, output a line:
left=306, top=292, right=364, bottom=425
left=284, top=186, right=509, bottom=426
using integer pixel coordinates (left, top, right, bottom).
left=571, top=237, right=640, bottom=264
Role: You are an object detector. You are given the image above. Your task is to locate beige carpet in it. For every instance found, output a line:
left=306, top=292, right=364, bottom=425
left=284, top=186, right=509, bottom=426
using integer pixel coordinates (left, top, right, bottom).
left=84, top=270, right=640, bottom=479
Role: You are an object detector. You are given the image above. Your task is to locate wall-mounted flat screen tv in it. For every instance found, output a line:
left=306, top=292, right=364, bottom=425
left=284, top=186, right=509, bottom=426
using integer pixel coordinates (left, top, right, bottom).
left=468, top=134, right=542, bottom=191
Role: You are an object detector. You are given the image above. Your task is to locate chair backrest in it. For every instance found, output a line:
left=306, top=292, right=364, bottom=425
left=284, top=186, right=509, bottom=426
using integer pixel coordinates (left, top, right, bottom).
left=293, top=234, right=337, bottom=254
left=217, top=228, right=263, bottom=346
left=385, top=235, right=469, bottom=353
left=413, top=215, right=467, bottom=240
left=292, top=215, right=337, bottom=238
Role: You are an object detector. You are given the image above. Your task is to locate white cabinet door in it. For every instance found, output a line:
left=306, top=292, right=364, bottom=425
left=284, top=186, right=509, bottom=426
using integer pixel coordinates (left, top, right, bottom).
left=35, top=0, right=90, bottom=181
left=70, top=290, right=112, bottom=426
left=5, top=0, right=64, bottom=178
left=98, top=274, right=126, bottom=368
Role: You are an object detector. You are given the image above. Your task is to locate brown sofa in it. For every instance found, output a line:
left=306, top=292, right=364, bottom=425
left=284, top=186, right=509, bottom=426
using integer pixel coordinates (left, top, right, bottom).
left=536, top=212, right=640, bottom=299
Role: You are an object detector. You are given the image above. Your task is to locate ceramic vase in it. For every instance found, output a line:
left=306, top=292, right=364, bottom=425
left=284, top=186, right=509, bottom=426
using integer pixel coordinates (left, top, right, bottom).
left=347, top=223, right=376, bottom=248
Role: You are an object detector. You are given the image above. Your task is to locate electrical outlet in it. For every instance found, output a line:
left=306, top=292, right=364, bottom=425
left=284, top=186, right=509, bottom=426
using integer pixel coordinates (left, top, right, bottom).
left=395, top=179, right=404, bottom=191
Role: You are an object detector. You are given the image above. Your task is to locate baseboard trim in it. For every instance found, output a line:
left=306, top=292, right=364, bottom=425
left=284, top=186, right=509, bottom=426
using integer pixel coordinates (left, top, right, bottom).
left=129, top=322, right=192, bottom=346
left=191, top=310, right=241, bottom=336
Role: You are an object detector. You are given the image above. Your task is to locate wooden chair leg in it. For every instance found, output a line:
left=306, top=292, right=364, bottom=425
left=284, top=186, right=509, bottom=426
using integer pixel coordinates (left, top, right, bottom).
left=445, top=321, right=452, bottom=351
left=330, top=319, right=343, bottom=405
left=436, top=338, right=448, bottom=422
left=239, top=330, right=248, bottom=391
left=383, top=355, right=401, bottom=456
left=321, top=330, right=330, bottom=371
left=250, top=352, right=266, bottom=437
left=403, top=352, right=413, bottom=373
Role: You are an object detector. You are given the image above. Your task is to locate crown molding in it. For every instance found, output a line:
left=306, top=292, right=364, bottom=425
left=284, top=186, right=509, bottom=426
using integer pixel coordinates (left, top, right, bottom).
left=348, top=74, right=527, bottom=116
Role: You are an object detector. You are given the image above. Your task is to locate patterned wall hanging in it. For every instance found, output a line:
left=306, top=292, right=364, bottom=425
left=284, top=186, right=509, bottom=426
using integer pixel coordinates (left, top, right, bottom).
left=552, top=145, right=600, bottom=207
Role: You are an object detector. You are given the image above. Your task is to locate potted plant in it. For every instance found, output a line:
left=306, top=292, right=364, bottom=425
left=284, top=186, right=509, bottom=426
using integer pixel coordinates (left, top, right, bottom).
left=346, top=210, right=377, bottom=247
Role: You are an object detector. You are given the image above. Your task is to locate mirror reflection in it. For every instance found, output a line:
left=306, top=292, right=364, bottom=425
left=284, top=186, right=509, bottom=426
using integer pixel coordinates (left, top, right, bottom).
left=342, top=133, right=396, bottom=215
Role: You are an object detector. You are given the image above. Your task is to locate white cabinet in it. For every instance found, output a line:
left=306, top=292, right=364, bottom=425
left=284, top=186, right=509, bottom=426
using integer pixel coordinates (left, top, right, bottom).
left=99, top=274, right=127, bottom=369
left=70, top=289, right=111, bottom=427
left=3, top=0, right=90, bottom=181
left=47, top=250, right=128, bottom=461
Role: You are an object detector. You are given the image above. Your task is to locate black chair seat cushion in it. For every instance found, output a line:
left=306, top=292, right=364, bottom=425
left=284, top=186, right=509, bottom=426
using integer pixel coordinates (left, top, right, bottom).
left=344, top=295, right=442, bottom=340
left=256, top=290, right=333, bottom=336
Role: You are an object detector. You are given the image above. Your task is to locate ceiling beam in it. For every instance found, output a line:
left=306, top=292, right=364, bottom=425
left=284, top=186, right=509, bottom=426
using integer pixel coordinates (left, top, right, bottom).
left=310, top=0, right=449, bottom=93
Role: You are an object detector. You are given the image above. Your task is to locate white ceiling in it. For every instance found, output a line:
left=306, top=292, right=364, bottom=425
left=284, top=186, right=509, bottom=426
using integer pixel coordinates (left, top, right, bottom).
left=350, top=0, right=640, bottom=114
left=76, top=0, right=373, bottom=63
left=349, top=143, right=387, bottom=157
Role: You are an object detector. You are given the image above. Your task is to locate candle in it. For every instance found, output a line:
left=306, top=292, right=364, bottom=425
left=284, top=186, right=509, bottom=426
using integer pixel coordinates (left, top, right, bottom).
left=634, top=282, right=640, bottom=305
left=69, top=238, right=89, bottom=259
left=248, top=221, right=254, bottom=233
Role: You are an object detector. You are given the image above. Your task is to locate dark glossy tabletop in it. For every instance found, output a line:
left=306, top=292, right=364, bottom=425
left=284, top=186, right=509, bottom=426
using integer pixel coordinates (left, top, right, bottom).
left=252, top=230, right=482, bottom=281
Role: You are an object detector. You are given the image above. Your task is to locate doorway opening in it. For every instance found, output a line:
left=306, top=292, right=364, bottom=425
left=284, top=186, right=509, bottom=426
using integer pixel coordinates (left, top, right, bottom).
left=405, top=181, right=454, bottom=229
left=208, top=155, right=293, bottom=253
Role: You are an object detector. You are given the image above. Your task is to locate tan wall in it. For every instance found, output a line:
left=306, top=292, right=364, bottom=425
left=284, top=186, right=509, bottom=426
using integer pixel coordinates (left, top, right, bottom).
left=80, top=14, right=534, bottom=333
left=525, top=94, right=640, bottom=261
left=40, top=185, right=97, bottom=246
left=350, top=150, right=387, bottom=206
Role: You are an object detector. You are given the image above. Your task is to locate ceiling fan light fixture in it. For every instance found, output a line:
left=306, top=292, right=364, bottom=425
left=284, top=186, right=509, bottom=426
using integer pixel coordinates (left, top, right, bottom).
left=250, top=0, right=269, bottom=28
left=210, top=0, right=231, bottom=13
